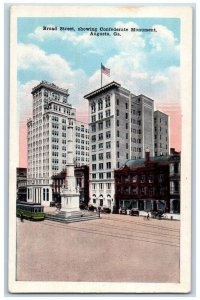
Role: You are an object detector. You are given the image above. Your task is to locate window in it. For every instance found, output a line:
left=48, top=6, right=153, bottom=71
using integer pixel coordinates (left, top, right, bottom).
left=98, top=99, right=103, bottom=110
left=116, top=109, right=119, bottom=116
left=106, top=152, right=111, bottom=159
left=92, top=174, right=96, bottom=179
left=116, top=141, right=119, bottom=148
left=117, top=152, right=119, bottom=158
left=125, top=103, right=128, bottom=109
left=126, top=133, right=128, bottom=139
left=98, top=112, right=103, bottom=120
left=99, top=133, right=103, bottom=140
left=125, top=113, right=128, bottom=119
left=117, top=130, right=119, bottom=137
left=99, top=153, right=103, bottom=160
left=98, top=122, right=103, bottom=130
left=148, top=175, right=153, bottom=183
left=92, top=164, right=96, bottom=171
left=106, top=172, right=111, bottom=179
left=99, top=143, right=103, bottom=149
left=126, top=153, right=128, bottom=159
left=106, top=110, right=110, bottom=117
left=91, top=102, right=96, bottom=113
left=99, top=163, right=104, bottom=170
left=99, top=183, right=104, bottom=190
left=126, top=123, right=128, bottom=129
left=92, top=135, right=96, bottom=142
left=91, top=124, right=96, bottom=132
left=106, top=119, right=111, bottom=128
left=116, top=98, right=119, bottom=105
left=140, top=175, right=145, bottom=183
left=92, top=154, right=96, bottom=161
left=106, top=141, right=111, bottom=149
left=133, top=186, right=137, bottom=195
left=106, top=131, right=111, bottom=139
left=132, top=175, right=137, bottom=183
left=99, top=173, right=104, bottom=179
left=140, top=186, right=145, bottom=195
left=91, top=115, right=96, bottom=122
left=117, top=120, right=119, bottom=127
left=105, top=95, right=110, bottom=107
left=107, top=183, right=111, bottom=189
left=106, top=162, right=111, bottom=169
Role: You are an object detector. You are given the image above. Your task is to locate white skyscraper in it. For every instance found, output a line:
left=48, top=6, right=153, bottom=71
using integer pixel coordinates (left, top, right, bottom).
left=84, top=81, right=166, bottom=211
left=27, top=81, right=88, bottom=206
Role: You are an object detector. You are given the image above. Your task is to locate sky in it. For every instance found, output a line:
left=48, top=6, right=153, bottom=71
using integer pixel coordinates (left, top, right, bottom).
left=17, top=17, right=181, bottom=167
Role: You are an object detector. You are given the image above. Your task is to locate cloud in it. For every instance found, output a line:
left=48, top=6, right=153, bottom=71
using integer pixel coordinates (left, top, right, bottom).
left=149, top=24, right=178, bottom=51
left=17, top=43, right=90, bottom=122
left=17, top=80, right=40, bottom=122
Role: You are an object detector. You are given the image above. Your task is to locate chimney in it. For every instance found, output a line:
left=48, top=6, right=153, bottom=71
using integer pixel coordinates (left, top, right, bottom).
left=145, top=148, right=150, bottom=162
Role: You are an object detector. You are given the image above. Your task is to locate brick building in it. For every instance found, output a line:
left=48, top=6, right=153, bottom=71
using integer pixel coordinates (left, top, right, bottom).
left=114, top=149, right=180, bottom=213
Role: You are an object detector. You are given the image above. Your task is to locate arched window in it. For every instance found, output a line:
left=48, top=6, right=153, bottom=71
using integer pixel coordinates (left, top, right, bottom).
left=105, top=95, right=110, bottom=107
left=98, top=99, right=103, bottom=110
left=91, top=102, right=96, bottom=113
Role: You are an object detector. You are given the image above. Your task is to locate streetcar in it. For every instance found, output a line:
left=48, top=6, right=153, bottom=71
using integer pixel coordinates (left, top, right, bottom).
left=16, top=201, right=46, bottom=221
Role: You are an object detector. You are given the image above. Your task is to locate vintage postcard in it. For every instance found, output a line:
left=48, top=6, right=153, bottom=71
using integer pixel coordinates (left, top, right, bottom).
left=9, top=5, right=192, bottom=293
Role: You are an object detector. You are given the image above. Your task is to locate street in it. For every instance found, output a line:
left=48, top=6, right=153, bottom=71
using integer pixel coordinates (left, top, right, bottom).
left=16, top=213, right=180, bottom=282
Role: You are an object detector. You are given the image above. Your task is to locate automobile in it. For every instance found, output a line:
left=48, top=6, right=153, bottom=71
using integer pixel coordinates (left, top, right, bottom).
left=79, top=203, right=88, bottom=210
left=129, top=208, right=139, bottom=216
left=88, top=205, right=96, bottom=211
left=101, top=207, right=111, bottom=214
left=151, top=209, right=164, bottom=219
left=119, top=207, right=127, bottom=215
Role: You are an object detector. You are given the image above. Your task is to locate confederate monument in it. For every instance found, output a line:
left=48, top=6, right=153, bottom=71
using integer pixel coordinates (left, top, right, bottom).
left=60, top=118, right=80, bottom=217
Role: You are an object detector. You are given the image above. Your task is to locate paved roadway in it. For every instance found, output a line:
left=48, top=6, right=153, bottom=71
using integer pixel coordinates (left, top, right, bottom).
left=16, top=213, right=180, bottom=282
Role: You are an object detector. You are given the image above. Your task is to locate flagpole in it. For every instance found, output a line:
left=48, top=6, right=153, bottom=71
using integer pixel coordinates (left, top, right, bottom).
left=101, top=63, right=102, bottom=88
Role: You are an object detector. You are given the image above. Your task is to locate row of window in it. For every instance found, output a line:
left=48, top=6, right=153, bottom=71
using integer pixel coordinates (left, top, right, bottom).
left=91, top=151, right=111, bottom=159
left=116, top=174, right=164, bottom=183
left=76, top=126, right=89, bottom=133
left=91, top=110, right=111, bottom=122
left=91, top=96, right=111, bottom=113
left=92, top=162, right=111, bottom=170
left=90, top=141, right=111, bottom=149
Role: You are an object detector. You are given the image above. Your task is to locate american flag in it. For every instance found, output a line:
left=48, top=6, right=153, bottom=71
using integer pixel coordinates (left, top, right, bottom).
left=101, top=64, right=110, bottom=76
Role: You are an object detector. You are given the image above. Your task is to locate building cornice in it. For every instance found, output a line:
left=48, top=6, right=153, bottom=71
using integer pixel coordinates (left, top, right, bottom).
left=31, top=81, right=69, bottom=96
left=84, top=81, right=121, bottom=100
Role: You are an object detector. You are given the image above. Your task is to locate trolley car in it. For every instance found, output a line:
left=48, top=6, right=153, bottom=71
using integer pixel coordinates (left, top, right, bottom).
left=16, top=201, right=46, bottom=221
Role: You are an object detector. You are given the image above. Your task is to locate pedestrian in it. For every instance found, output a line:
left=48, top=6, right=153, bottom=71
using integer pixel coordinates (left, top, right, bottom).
left=20, top=213, right=24, bottom=222
left=147, top=213, right=149, bottom=220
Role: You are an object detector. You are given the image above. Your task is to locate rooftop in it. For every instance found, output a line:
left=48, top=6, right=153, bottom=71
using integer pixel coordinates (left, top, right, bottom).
left=31, top=81, right=69, bottom=95
left=120, top=155, right=171, bottom=170
left=84, top=81, right=121, bottom=99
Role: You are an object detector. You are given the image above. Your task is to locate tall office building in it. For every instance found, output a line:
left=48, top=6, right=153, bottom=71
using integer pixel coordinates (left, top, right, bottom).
left=27, top=81, right=89, bottom=206
left=84, top=81, right=158, bottom=210
left=154, top=110, right=169, bottom=156
left=75, top=121, right=90, bottom=166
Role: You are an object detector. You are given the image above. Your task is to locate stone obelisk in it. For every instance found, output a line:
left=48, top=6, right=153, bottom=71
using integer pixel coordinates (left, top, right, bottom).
left=60, top=118, right=80, bottom=217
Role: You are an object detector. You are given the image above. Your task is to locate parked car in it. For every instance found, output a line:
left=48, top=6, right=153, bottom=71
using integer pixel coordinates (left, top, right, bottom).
left=151, top=209, right=164, bottom=219
left=79, top=203, right=88, bottom=210
left=101, top=207, right=111, bottom=214
left=129, top=208, right=139, bottom=216
left=119, top=207, right=127, bottom=215
left=88, top=205, right=96, bottom=211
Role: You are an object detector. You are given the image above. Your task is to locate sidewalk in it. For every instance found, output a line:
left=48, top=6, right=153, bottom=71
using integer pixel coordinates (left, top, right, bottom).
left=139, top=210, right=180, bottom=220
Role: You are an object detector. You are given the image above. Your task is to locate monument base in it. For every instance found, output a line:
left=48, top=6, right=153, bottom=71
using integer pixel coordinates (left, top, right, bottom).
left=60, top=189, right=80, bottom=217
